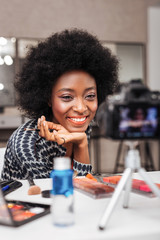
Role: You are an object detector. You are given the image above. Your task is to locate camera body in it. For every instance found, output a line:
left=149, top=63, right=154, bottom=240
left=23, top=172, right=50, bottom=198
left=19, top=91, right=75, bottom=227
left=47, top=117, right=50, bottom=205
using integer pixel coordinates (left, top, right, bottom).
left=97, top=79, right=160, bottom=140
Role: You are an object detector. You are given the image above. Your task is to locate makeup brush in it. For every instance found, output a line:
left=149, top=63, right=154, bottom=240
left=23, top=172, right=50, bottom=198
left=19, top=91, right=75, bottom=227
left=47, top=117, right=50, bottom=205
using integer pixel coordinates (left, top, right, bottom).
left=27, top=178, right=41, bottom=195
left=24, top=128, right=54, bottom=132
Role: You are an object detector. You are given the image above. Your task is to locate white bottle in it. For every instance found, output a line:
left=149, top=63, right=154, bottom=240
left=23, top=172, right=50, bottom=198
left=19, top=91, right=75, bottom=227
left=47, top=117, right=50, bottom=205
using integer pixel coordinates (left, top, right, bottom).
left=50, top=157, right=74, bottom=226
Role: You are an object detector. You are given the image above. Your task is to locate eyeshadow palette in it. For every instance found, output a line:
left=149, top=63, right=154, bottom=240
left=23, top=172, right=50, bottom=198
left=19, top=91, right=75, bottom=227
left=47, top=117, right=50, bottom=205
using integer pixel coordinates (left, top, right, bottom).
left=0, top=186, right=50, bottom=227
left=73, top=177, right=114, bottom=199
left=103, top=175, right=160, bottom=197
left=0, top=200, right=50, bottom=227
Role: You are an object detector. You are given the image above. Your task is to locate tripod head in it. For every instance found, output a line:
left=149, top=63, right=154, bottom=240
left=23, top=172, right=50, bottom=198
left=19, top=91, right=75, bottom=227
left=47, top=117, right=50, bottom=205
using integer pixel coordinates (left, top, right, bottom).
left=124, top=140, right=139, bottom=150
left=124, top=141, right=141, bottom=170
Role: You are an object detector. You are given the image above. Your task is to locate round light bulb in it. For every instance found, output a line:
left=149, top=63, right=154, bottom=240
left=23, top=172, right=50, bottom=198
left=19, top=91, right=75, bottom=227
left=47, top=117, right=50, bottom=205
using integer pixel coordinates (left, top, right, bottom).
left=4, top=55, right=13, bottom=65
left=0, top=83, right=4, bottom=90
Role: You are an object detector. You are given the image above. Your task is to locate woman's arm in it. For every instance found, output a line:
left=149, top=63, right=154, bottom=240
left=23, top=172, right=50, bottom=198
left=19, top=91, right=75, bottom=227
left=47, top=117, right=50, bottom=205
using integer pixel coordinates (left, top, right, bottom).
left=73, top=134, right=90, bottom=164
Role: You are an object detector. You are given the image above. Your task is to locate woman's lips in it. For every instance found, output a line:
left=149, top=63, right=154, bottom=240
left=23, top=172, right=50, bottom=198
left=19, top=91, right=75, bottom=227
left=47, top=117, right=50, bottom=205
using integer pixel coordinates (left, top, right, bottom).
left=67, top=116, right=88, bottom=125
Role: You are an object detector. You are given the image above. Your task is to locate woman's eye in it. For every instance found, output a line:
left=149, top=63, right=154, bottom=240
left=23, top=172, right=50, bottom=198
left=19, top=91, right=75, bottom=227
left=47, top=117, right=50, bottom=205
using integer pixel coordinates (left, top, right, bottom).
left=86, top=94, right=96, bottom=100
left=60, top=95, right=73, bottom=101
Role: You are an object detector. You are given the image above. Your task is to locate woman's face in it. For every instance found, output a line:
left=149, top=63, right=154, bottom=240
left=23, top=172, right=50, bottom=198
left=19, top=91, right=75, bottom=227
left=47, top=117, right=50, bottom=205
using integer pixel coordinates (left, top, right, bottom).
left=134, top=108, right=145, bottom=120
left=50, top=71, right=98, bottom=132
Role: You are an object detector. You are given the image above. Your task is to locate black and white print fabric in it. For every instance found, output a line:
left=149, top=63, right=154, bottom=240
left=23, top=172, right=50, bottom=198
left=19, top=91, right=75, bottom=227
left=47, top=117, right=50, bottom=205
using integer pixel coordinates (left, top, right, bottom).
left=73, top=159, right=92, bottom=176
left=1, top=119, right=92, bottom=180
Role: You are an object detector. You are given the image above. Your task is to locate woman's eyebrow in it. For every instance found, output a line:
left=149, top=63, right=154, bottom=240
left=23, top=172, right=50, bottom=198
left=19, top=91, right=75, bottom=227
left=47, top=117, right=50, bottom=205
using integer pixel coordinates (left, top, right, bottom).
left=85, top=87, right=97, bottom=91
left=57, top=87, right=96, bottom=93
left=56, top=88, right=74, bottom=93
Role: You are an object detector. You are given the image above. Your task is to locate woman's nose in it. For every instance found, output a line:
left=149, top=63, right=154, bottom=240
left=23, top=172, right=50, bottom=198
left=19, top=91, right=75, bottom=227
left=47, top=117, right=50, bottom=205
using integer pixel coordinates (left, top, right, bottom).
left=72, top=98, right=88, bottom=113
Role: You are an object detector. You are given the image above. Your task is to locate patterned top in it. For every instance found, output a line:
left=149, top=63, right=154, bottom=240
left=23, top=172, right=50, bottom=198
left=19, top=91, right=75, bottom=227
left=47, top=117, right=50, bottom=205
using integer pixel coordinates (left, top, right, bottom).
left=1, top=119, right=92, bottom=180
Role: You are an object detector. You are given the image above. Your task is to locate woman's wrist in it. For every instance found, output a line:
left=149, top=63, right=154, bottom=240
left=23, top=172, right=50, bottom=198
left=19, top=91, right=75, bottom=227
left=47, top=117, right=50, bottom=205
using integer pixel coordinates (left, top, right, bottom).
left=73, top=159, right=92, bottom=176
left=74, top=133, right=88, bottom=148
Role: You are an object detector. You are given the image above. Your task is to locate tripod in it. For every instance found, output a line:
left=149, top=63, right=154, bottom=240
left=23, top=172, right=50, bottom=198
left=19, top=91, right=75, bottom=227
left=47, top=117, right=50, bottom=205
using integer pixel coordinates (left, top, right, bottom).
left=98, top=141, right=160, bottom=230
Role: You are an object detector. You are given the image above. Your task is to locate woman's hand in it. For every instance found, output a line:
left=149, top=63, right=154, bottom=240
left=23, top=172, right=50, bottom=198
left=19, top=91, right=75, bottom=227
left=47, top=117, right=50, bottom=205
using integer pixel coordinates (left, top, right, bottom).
left=38, top=116, right=87, bottom=146
left=38, top=116, right=90, bottom=164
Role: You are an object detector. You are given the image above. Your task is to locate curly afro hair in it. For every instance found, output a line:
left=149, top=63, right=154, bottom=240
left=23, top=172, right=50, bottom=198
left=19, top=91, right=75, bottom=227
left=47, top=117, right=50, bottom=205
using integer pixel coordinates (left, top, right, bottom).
left=15, top=28, right=119, bottom=120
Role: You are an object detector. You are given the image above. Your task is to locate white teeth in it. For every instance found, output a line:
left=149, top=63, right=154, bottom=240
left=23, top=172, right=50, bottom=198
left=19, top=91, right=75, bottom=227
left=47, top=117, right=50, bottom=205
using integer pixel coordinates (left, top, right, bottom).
left=70, top=117, right=86, bottom=122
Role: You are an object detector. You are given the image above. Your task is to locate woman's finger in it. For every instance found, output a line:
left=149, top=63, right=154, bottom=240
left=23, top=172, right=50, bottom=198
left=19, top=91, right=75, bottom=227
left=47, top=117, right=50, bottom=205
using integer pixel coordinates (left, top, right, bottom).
left=43, top=121, right=56, bottom=141
left=39, top=116, right=46, bottom=137
left=54, top=132, right=67, bottom=145
left=37, top=118, right=41, bottom=130
left=47, top=121, right=64, bottom=131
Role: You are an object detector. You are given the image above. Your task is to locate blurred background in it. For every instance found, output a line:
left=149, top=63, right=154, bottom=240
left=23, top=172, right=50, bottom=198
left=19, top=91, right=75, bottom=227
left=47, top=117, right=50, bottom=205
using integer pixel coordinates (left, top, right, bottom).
left=0, top=0, right=160, bottom=174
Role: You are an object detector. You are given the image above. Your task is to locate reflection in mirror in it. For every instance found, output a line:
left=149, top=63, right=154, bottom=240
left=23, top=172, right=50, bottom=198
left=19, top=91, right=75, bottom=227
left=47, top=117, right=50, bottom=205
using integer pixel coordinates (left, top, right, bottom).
left=0, top=38, right=39, bottom=112
left=0, top=37, right=16, bottom=110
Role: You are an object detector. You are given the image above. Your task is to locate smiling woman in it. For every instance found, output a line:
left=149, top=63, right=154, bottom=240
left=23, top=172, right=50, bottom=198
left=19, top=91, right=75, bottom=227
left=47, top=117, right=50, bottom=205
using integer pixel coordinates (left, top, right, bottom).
left=1, top=29, right=119, bottom=180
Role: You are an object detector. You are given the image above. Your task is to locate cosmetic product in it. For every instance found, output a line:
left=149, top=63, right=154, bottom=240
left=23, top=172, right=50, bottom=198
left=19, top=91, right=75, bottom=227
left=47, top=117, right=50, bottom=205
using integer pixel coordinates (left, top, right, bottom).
left=0, top=180, right=22, bottom=196
left=24, top=128, right=54, bottom=132
left=27, top=178, right=41, bottom=195
left=103, top=175, right=160, bottom=197
left=0, top=198, right=50, bottom=227
left=41, top=190, right=51, bottom=198
left=24, top=128, right=40, bottom=131
left=2, top=185, right=10, bottom=191
left=73, top=177, right=114, bottom=199
left=50, top=157, right=74, bottom=227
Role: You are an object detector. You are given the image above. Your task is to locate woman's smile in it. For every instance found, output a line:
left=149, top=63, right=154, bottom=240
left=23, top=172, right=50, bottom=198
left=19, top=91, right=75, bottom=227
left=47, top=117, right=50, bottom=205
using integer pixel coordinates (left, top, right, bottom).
left=67, top=116, right=88, bottom=125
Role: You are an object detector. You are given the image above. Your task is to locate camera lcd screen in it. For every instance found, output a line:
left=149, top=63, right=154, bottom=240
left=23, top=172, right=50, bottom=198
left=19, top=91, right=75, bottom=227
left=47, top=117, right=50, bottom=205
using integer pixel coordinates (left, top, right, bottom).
left=117, top=106, right=160, bottom=139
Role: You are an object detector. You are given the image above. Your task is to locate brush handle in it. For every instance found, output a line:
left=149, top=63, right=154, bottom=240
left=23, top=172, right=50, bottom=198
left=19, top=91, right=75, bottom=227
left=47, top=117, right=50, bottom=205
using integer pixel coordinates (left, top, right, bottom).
left=27, top=178, right=41, bottom=195
left=28, top=178, right=35, bottom=186
left=24, top=128, right=54, bottom=132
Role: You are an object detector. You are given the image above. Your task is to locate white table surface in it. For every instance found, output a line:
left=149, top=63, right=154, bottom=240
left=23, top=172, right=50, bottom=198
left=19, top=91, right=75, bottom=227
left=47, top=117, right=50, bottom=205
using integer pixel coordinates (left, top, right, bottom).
left=1, top=171, right=160, bottom=240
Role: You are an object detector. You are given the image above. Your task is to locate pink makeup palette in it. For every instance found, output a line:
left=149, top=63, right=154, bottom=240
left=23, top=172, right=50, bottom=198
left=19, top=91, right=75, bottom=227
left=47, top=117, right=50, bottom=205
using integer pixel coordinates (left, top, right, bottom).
left=103, top=175, right=160, bottom=197
left=73, top=177, right=114, bottom=199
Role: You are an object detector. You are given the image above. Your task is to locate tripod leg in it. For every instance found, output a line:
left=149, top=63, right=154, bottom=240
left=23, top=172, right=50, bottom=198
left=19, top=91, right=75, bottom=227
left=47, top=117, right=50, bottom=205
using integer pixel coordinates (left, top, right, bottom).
left=113, top=141, right=123, bottom=173
left=144, top=142, right=155, bottom=171
left=138, top=168, right=160, bottom=198
left=123, top=170, right=133, bottom=208
left=98, top=168, right=132, bottom=230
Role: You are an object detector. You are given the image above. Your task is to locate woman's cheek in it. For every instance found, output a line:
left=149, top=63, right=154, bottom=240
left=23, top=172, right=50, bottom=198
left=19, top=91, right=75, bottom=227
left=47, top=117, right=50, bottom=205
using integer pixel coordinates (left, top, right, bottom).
left=91, top=101, right=98, bottom=113
left=52, top=102, right=70, bottom=120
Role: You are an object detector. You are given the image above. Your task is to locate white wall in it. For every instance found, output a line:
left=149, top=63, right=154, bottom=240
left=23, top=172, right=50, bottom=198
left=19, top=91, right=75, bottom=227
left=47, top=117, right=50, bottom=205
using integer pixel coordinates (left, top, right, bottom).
left=117, top=44, right=144, bottom=82
left=0, top=0, right=160, bottom=43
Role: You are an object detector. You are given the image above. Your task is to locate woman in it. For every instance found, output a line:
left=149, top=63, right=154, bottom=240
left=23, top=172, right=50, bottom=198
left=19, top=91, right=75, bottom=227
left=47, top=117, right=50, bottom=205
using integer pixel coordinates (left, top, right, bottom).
left=1, top=29, right=119, bottom=180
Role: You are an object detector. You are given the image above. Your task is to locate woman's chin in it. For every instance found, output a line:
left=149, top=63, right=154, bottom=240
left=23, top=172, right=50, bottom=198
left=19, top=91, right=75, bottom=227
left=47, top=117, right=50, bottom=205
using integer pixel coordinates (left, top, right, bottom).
left=66, top=125, right=88, bottom=133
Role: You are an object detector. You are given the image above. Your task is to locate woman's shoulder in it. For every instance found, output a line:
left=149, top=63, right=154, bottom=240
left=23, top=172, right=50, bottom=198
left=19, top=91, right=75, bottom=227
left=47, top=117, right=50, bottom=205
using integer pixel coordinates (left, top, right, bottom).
left=6, top=119, right=40, bottom=157
left=19, top=119, right=37, bottom=131
left=8, top=119, right=38, bottom=144
left=4, top=119, right=38, bottom=158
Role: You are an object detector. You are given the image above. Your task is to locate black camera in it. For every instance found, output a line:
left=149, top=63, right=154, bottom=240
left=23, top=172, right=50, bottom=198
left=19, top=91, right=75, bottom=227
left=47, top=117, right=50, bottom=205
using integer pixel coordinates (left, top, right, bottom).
left=96, top=79, right=160, bottom=140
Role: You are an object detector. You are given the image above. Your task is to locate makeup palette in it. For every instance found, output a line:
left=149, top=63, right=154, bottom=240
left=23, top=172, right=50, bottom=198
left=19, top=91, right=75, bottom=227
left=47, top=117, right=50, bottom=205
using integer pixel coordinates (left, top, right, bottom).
left=73, top=177, right=114, bottom=199
left=0, top=187, right=50, bottom=227
left=103, top=175, right=160, bottom=197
